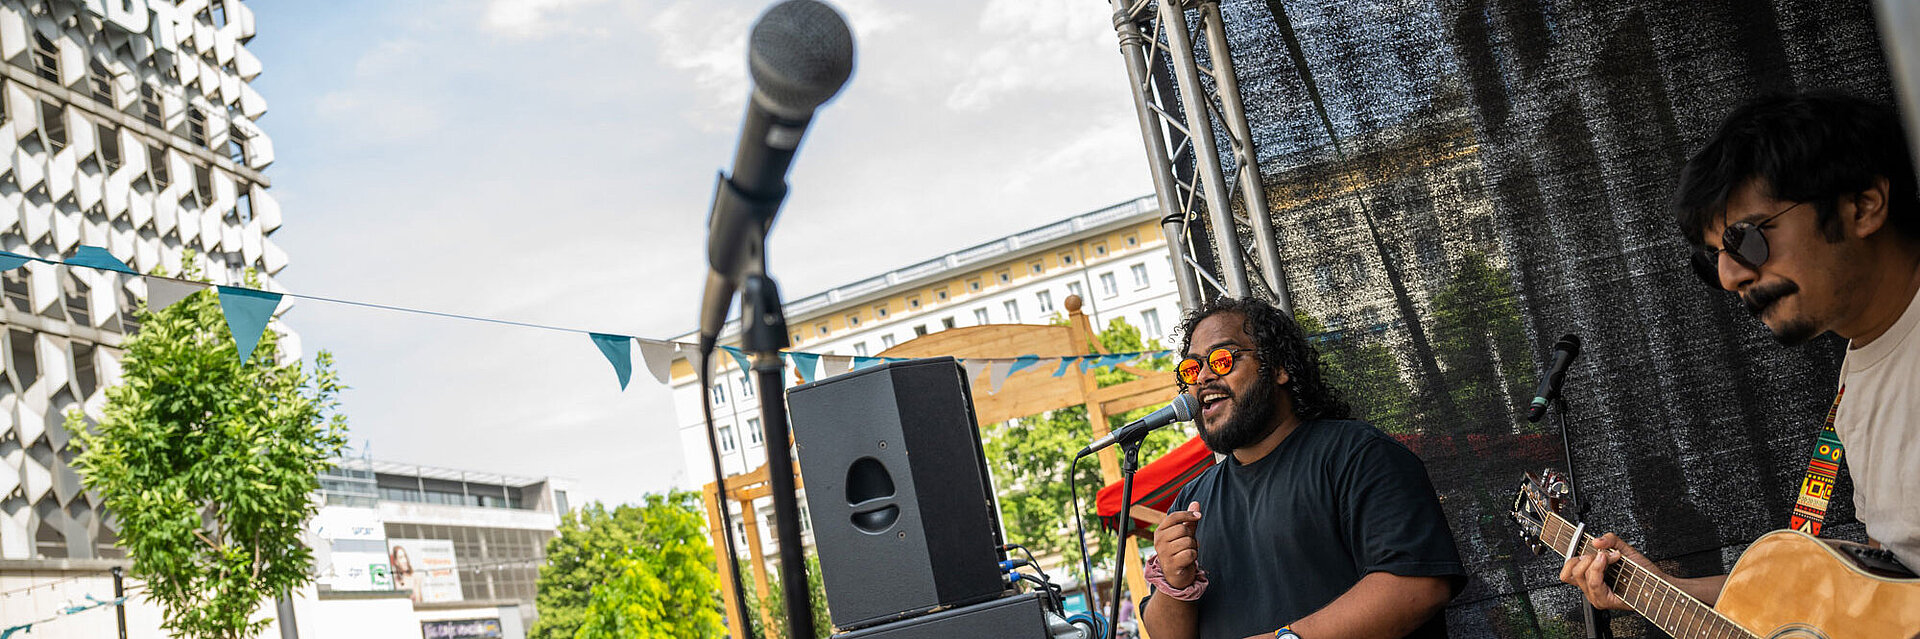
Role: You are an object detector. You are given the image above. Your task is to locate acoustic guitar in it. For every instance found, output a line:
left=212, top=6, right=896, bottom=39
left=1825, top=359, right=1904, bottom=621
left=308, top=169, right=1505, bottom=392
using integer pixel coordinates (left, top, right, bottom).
left=1509, top=470, right=1920, bottom=639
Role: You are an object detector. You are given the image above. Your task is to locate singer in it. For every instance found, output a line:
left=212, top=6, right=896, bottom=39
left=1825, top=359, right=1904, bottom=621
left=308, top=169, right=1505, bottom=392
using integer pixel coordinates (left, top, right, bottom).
left=1140, top=297, right=1463, bottom=639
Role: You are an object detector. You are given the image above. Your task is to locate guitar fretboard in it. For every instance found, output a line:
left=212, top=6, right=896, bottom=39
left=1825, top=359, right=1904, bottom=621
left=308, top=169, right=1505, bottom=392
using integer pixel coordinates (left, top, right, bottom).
left=1539, top=514, right=1755, bottom=639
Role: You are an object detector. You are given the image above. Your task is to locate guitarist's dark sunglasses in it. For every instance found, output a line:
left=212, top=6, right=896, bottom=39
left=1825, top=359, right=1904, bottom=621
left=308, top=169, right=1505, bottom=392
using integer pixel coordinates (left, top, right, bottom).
left=1689, top=201, right=1810, bottom=289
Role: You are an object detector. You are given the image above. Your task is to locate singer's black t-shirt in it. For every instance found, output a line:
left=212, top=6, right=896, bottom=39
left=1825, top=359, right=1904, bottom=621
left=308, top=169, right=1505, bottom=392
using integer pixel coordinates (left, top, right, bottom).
left=1141, top=419, right=1464, bottom=639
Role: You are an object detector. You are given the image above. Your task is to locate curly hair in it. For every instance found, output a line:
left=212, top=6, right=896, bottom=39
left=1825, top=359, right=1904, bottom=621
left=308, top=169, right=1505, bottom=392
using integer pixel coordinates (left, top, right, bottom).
left=1175, top=297, right=1353, bottom=422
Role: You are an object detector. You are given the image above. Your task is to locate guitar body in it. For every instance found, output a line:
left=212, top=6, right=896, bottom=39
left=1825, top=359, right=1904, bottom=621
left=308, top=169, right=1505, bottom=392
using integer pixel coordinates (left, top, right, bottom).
left=1716, top=530, right=1920, bottom=639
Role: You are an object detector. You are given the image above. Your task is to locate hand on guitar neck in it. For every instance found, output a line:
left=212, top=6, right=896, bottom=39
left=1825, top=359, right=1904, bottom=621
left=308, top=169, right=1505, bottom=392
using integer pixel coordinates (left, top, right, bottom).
left=1558, top=532, right=1728, bottom=610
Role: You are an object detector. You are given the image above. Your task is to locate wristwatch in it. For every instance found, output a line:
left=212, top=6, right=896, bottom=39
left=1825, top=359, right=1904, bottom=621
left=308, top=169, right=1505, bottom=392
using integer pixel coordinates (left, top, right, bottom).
left=1274, top=627, right=1300, bottom=639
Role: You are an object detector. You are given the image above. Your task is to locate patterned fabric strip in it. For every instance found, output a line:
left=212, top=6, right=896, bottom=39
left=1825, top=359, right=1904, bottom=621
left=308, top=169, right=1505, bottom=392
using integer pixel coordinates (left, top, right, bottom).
left=1789, top=387, right=1846, bottom=536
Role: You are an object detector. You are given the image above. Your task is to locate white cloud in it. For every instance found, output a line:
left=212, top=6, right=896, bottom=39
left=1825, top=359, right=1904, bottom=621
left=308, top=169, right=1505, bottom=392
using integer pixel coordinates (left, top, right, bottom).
left=480, top=0, right=612, bottom=39
left=645, top=2, right=755, bottom=131
left=946, top=0, right=1118, bottom=111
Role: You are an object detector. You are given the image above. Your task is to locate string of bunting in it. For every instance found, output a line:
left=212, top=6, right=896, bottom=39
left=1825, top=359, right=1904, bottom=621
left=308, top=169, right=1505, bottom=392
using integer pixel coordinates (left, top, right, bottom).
left=6, top=245, right=1173, bottom=392
left=1, top=593, right=128, bottom=638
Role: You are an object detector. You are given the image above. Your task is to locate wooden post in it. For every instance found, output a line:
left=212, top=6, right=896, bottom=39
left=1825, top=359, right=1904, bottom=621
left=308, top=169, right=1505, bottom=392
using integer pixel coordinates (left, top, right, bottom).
left=1066, top=295, right=1153, bottom=637
left=704, top=482, right=748, bottom=639
left=740, top=499, right=777, bottom=636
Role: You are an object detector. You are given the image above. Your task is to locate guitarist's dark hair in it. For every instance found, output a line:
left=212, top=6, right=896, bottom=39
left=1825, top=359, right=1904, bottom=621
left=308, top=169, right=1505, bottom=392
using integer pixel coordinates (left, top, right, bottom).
left=1175, top=296, right=1352, bottom=422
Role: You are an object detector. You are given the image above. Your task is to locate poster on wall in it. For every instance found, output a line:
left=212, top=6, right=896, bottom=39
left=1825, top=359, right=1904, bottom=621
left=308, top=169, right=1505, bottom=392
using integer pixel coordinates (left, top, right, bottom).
left=421, top=619, right=503, bottom=639
left=387, top=538, right=462, bottom=603
left=312, top=506, right=392, bottom=592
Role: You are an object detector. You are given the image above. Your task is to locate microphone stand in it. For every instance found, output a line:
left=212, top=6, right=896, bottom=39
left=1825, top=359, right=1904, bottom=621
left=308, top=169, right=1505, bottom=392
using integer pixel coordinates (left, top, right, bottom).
left=739, top=266, right=818, bottom=639
left=1549, top=396, right=1609, bottom=639
left=1105, top=438, right=1145, bottom=639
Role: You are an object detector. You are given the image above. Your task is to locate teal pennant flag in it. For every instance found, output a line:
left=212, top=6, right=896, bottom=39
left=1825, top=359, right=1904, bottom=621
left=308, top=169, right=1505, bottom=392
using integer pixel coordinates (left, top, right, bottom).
left=720, top=345, right=753, bottom=375
left=852, top=356, right=883, bottom=371
left=590, top=333, right=634, bottom=390
left=68, top=246, right=135, bottom=274
left=1053, top=355, right=1080, bottom=377
left=216, top=286, right=281, bottom=362
left=788, top=351, right=820, bottom=383
left=0, top=251, right=28, bottom=272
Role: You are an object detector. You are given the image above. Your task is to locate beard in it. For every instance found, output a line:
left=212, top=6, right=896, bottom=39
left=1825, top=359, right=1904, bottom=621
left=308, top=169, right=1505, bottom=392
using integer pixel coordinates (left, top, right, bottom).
left=1197, top=375, right=1281, bottom=454
left=1744, top=280, right=1819, bottom=345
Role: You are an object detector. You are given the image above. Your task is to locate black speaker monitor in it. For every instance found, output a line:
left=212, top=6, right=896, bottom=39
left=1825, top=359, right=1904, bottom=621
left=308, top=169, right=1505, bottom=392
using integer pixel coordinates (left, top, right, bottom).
left=787, top=357, right=1008, bottom=630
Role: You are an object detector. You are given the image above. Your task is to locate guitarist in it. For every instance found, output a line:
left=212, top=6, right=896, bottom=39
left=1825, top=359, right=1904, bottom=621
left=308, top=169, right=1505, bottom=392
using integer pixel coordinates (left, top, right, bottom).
left=1561, top=91, right=1920, bottom=612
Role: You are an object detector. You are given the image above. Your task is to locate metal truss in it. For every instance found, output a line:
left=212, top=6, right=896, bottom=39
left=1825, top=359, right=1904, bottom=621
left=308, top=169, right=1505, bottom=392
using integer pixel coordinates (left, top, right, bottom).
left=1106, top=0, right=1292, bottom=313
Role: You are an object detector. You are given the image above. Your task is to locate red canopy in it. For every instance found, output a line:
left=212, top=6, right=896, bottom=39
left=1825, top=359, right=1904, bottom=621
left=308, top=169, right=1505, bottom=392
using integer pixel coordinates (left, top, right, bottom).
left=1095, top=435, right=1217, bottom=532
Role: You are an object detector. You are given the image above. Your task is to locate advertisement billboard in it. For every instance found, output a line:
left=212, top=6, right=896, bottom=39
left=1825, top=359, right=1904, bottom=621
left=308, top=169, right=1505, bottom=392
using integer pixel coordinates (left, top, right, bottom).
left=312, top=506, right=392, bottom=592
left=388, top=538, right=462, bottom=603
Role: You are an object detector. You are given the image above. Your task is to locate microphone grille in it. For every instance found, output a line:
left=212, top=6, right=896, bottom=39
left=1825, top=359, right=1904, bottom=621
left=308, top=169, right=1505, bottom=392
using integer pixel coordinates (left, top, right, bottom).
left=1172, top=393, right=1199, bottom=422
left=748, top=0, right=855, bottom=116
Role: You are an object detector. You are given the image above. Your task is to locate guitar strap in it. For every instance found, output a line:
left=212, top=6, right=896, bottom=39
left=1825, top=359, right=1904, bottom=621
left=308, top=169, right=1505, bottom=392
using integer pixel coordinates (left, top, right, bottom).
left=1788, top=386, right=1846, bottom=536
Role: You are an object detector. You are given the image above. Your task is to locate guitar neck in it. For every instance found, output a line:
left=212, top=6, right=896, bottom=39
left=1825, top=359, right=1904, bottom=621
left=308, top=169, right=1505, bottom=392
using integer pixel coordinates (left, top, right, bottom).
left=1538, top=513, right=1756, bottom=639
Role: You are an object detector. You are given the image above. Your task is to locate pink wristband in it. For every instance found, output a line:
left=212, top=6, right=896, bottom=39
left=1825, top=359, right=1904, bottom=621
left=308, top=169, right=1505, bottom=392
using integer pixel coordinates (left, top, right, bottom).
left=1143, top=554, right=1209, bottom=601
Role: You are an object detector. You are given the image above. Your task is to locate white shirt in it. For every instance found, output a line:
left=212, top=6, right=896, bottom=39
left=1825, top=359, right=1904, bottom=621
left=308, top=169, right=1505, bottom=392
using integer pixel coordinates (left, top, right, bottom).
left=1835, top=285, right=1920, bottom=570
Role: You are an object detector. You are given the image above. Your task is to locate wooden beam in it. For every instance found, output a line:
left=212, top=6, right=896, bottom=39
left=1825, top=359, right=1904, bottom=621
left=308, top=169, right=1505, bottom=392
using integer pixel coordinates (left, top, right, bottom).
left=703, top=482, right=747, bottom=639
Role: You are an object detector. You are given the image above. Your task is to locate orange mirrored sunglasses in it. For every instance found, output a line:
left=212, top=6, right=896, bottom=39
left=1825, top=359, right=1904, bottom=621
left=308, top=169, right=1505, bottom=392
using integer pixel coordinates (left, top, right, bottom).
left=1177, top=347, right=1255, bottom=385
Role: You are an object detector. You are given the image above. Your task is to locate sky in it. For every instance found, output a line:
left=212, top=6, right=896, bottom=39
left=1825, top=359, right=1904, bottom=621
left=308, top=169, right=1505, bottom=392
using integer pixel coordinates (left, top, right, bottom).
left=245, top=0, right=1153, bottom=505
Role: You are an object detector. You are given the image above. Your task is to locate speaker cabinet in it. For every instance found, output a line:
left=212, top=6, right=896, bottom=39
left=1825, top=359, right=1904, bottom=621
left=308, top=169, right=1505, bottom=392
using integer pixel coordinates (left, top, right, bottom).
left=833, top=591, right=1054, bottom=639
left=788, top=357, right=1008, bottom=630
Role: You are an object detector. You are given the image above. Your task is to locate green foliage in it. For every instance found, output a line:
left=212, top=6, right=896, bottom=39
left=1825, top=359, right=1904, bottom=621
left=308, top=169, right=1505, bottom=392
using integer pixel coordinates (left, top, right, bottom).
left=1294, top=313, right=1417, bottom=434
left=1430, top=252, right=1533, bottom=434
left=70, top=264, right=348, bottom=639
left=982, top=319, right=1182, bottom=579
left=545, top=491, right=723, bottom=639
left=744, top=554, right=829, bottom=639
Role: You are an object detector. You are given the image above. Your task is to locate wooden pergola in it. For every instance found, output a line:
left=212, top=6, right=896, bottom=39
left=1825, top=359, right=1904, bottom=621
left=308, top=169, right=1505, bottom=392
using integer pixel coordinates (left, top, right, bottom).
left=702, top=295, right=1178, bottom=638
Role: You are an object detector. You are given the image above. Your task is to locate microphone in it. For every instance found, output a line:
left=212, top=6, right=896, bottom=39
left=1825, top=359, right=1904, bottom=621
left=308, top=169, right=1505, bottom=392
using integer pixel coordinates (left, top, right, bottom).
left=1078, top=394, right=1200, bottom=458
left=1527, top=334, right=1582, bottom=422
left=698, top=0, right=856, bottom=354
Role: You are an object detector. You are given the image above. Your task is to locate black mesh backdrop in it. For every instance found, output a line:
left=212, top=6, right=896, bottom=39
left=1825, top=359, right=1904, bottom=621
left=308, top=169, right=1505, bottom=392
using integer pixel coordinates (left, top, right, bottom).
left=1157, top=1, right=1892, bottom=636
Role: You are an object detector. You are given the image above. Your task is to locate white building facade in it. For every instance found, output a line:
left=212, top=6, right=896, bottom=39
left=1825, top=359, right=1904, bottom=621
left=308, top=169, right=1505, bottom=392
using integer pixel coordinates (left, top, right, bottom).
left=0, top=0, right=289, bottom=563
left=668, top=195, right=1185, bottom=550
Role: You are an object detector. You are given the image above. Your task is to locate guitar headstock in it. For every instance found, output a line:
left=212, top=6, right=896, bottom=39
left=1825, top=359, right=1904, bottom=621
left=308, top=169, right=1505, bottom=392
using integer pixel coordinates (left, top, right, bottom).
left=1510, top=468, right=1571, bottom=556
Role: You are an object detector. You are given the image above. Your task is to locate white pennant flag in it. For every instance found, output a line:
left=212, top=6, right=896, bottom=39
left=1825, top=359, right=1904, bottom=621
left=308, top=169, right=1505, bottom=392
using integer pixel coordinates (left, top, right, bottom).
left=146, top=278, right=209, bottom=311
left=821, top=355, right=854, bottom=378
left=637, top=339, right=680, bottom=385
left=989, top=358, right=1018, bottom=394
left=961, top=358, right=992, bottom=388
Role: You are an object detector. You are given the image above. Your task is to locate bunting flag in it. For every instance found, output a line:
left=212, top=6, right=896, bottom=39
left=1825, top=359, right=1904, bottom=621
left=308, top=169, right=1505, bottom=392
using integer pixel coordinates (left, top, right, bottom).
left=788, top=351, right=821, bottom=384
left=33, top=244, right=1180, bottom=389
left=589, top=334, right=634, bottom=390
left=145, top=278, right=209, bottom=311
left=66, top=246, right=136, bottom=274
left=638, top=339, right=679, bottom=385
left=216, top=286, right=281, bottom=362
left=0, top=251, right=28, bottom=271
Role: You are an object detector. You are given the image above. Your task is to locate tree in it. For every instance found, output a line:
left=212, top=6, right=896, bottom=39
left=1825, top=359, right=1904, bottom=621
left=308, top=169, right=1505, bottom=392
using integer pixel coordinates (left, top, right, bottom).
left=542, top=491, right=723, bottom=639
left=70, top=267, right=348, bottom=639
left=1295, top=312, right=1417, bottom=434
left=980, top=319, right=1182, bottom=583
left=1430, top=251, right=1532, bottom=434
left=744, top=554, right=829, bottom=639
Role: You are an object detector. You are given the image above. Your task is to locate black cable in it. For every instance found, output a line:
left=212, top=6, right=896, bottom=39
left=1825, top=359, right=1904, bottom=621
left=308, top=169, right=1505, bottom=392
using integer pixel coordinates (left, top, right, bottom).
left=698, top=348, right=754, bottom=633
left=1067, top=454, right=1100, bottom=615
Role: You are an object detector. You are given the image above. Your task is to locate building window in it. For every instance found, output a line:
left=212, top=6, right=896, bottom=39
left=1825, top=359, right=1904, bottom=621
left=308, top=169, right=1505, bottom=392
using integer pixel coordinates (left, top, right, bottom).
left=187, top=109, right=208, bottom=148
left=747, top=418, right=763, bottom=446
left=148, top=145, right=170, bottom=188
left=935, top=289, right=948, bottom=302
left=39, top=101, right=66, bottom=152
left=881, top=334, right=896, bottom=348
left=209, top=0, right=229, bottom=27
left=1003, top=300, right=1021, bottom=323
left=87, top=60, right=113, bottom=107
left=847, top=313, right=860, bottom=328
left=792, top=332, right=802, bottom=343
left=1141, top=309, right=1163, bottom=339
left=1125, top=233, right=1141, bottom=248
left=996, top=269, right=1010, bottom=285
left=718, top=424, right=738, bottom=453
left=96, top=123, right=122, bottom=172
left=1030, top=261, right=1044, bottom=274
left=1093, top=242, right=1108, bottom=257
left=32, top=33, right=58, bottom=82
left=738, top=374, right=754, bottom=398
left=942, top=316, right=955, bottom=329
left=710, top=383, right=728, bottom=405
left=193, top=164, right=212, bottom=206
left=1131, top=263, right=1150, bottom=289
left=816, top=323, right=829, bottom=336
left=908, top=297, right=921, bottom=310
left=853, top=342, right=868, bottom=357
left=1067, top=281, right=1084, bottom=300
left=1060, top=252, right=1075, bottom=266
left=139, top=85, right=162, bottom=126
left=1314, top=265, right=1335, bottom=293
left=874, top=304, right=889, bottom=319
left=914, top=325, right=928, bottom=337
left=1036, top=291, right=1053, bottom=313
left=1099, top=273, right=1118, bottom=298
left=967, top=278, right=981, bottom=292
left=235, top=191, right=252, bottom=223
left=227, top=127, right=247, bottom=164
left=973, top=308, right=990, bottom=324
